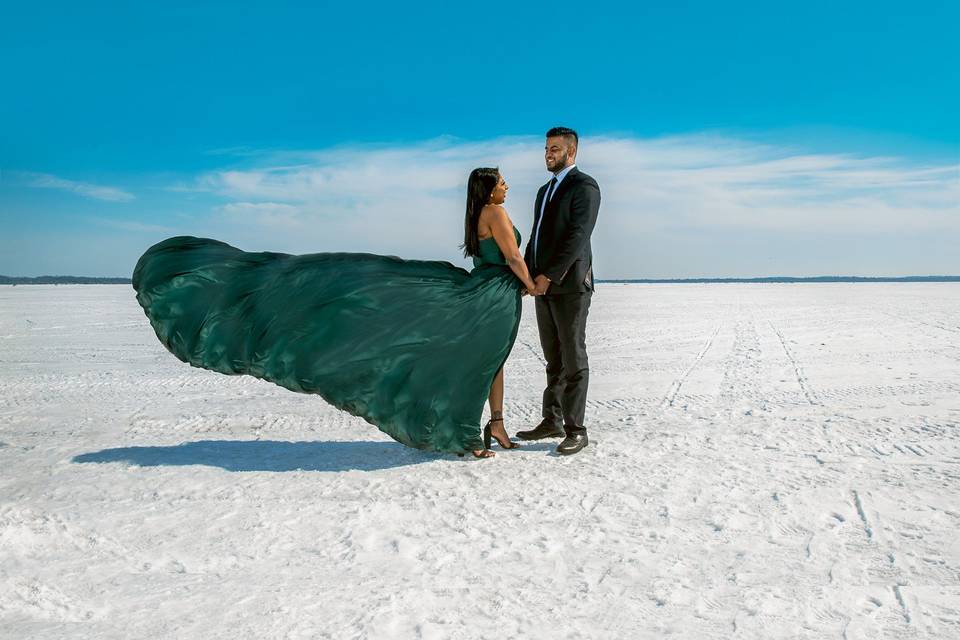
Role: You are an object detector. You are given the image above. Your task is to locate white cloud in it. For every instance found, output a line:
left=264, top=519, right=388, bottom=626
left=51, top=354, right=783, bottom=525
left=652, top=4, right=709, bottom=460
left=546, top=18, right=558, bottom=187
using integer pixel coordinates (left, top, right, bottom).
left=218, top=202, right=303, bottom=228
left=14, top=171, right=135, bottom=202
left=86, top=216, right=174, bottom=233
left=187, top=134, right=958, bottom=276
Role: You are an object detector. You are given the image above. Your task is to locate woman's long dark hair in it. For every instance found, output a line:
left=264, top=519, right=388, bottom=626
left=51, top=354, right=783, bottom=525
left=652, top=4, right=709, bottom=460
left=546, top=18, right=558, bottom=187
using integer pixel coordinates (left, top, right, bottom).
left=462, top=167, right=500, bottom=258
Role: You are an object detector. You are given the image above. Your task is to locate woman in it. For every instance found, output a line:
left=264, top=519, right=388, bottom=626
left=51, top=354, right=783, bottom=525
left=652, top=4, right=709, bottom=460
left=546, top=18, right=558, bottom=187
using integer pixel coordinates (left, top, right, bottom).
left=132, top=167, right=536, bottom=458
left=462, top=168, right=538, bottom=456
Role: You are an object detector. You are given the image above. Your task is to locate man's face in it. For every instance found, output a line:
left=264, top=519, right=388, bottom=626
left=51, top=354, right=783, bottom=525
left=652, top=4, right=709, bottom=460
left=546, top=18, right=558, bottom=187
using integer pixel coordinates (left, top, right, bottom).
left=545, top=136, right=575, bottom=173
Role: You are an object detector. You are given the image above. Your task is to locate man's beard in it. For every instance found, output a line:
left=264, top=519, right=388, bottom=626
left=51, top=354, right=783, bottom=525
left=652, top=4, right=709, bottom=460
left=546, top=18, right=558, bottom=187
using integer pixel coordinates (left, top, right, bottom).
left=546, top=156, right=568, bottom=173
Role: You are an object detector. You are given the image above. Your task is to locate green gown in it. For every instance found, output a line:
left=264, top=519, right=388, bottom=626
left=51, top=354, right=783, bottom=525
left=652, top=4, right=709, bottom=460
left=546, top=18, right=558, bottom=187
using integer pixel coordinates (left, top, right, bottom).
left=132, top=229, right=523, bottom=453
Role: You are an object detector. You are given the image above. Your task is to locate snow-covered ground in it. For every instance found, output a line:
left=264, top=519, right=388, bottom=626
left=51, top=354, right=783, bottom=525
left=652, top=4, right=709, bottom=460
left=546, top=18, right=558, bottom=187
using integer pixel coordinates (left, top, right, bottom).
left=1, top=283, right=959, bottom=639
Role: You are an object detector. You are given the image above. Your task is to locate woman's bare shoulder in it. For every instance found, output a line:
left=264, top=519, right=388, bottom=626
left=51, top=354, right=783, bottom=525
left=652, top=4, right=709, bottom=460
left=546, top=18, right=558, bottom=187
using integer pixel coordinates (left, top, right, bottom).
left=479, top=204, right=510, bottom=223
left=480, top=203, right=508, bottom=215
left=477, top=205, right=509, bottom=240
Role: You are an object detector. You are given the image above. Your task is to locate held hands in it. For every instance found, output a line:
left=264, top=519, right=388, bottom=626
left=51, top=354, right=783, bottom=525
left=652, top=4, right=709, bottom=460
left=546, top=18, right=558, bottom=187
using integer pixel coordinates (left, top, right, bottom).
left=521, top=276, right=551, bottom=296
left=532, top=275, right=551, bottom=296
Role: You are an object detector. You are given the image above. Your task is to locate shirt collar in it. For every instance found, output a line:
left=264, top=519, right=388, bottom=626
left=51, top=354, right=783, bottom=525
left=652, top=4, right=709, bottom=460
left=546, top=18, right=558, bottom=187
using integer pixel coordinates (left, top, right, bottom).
left=552, top=163, right=576, bottom=183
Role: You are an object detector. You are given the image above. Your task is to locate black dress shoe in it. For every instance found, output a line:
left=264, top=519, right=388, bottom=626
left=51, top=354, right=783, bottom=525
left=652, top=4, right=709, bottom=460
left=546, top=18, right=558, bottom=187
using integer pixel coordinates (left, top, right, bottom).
left=516, top=420, right=566, bottom=440
left=556, top=433, right=588, bottom=455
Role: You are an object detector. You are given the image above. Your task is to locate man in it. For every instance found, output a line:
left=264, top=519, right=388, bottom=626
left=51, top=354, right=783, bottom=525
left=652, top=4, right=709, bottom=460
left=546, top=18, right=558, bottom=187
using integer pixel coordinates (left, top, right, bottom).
left=517, top=127, right=601, bottom=455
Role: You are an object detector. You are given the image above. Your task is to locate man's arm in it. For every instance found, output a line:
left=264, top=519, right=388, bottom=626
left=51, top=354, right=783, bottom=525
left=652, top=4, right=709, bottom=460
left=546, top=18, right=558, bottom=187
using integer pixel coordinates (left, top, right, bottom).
left=542, top=178, right=601, bottom=284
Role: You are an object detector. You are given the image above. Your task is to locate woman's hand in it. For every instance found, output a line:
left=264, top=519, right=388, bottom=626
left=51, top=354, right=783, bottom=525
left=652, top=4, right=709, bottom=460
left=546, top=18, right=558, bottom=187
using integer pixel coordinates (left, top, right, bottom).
left=532, top=275, right=551, bottom=295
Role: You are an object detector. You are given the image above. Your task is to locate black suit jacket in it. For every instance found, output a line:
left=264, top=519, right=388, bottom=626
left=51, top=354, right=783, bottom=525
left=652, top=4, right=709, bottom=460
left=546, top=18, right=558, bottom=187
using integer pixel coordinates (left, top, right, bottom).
left=524, top=167, right=601, bottom=294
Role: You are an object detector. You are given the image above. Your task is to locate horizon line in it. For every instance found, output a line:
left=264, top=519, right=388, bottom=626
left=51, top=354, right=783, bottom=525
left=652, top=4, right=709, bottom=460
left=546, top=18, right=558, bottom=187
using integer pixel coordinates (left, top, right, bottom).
left=3, top=274, right=960, bottom=285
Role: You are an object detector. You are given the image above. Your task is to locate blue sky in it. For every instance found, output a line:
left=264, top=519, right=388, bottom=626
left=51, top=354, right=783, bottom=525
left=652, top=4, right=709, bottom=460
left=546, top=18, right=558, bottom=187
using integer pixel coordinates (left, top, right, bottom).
left=1, top=1, right=957, bottom=277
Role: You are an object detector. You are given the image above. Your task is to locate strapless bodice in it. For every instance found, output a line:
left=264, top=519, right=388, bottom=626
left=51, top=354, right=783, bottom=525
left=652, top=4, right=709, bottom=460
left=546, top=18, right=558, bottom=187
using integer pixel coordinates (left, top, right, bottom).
left=473, top=226, right=522, bottom=268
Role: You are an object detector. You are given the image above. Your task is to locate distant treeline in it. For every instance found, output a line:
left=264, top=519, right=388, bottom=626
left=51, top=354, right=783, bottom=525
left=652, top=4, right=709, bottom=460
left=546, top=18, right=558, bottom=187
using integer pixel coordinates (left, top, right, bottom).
left=0, top=275, right=133, bottom=285
left=598, top=276, right=960, bottom=283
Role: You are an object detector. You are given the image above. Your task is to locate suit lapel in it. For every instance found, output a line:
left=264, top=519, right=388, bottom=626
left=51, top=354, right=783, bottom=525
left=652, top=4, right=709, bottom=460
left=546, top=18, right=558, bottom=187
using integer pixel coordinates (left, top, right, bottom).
left=533, top=182, right=549, bottom=226
left=546, top=166, right=579, bottom=212
left=529, top=182, right=550, bottom=266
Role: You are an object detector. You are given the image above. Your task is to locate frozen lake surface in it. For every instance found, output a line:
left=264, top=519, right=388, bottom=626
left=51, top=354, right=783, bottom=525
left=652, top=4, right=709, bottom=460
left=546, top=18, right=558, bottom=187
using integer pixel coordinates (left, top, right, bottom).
left=1, top=283, right=959, bottom=639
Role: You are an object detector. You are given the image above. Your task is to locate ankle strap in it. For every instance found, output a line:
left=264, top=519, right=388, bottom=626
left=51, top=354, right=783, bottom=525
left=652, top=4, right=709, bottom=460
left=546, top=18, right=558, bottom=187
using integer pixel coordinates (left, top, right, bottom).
left=488, top=417, right=503, bottom=422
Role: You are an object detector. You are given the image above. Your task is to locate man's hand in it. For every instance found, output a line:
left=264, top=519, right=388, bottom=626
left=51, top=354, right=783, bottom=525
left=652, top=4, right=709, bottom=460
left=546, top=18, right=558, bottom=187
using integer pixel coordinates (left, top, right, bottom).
left=533, top=275, right=551, bottom=296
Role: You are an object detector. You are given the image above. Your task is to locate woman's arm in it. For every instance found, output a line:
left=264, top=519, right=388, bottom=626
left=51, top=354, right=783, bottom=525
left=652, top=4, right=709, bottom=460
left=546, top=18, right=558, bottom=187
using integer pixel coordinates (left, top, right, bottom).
left=483, top=205, right=536, bottom=292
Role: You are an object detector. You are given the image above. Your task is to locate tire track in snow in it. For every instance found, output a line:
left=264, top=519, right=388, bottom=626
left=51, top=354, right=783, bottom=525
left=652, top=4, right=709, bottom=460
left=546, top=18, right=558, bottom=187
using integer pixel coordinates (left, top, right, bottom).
left=768, top=320, right=820, bottom=406
left=661, top=324, right=720, bottom=409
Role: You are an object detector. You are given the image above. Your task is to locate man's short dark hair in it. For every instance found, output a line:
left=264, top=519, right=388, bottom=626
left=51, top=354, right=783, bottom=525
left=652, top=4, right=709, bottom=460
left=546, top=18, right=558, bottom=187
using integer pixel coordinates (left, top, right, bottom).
left=546, top=127, right=578, bottom=146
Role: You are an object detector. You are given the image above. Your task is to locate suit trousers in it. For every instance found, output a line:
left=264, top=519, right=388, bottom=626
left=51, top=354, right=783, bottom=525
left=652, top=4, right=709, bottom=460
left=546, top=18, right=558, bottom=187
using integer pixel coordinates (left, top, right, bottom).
left=535, top=292, right=591, bottom=435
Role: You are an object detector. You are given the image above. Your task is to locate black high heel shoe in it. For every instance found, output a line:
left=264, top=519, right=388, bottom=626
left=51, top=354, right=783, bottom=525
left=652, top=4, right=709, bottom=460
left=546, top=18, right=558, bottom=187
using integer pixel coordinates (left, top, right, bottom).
left=485, top=417, right=520, bottom=450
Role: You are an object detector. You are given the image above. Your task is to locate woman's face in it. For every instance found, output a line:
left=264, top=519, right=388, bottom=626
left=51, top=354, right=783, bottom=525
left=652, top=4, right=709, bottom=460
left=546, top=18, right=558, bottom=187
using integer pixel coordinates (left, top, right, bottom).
left=489, top=174, right=509, bottom=205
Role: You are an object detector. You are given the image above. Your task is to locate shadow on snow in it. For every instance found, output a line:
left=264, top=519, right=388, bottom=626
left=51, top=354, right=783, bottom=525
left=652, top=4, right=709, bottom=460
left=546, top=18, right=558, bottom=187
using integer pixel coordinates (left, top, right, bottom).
left=72, top=439, right=441, bottom=472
